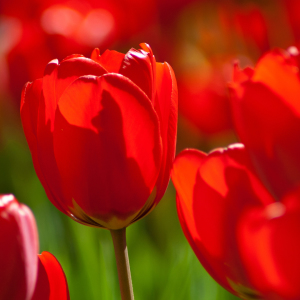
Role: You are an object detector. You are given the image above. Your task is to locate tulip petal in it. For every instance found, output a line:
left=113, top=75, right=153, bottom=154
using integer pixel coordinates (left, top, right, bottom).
left=32, top=251, right=70, bottom=300
left=21, top=80, right=46, bottom=189
left=119, top=47, right=154, bottom=100
left=21, top=80, right=42, bottom=142
left=34, top=56, right=107, bottom=216
left=53, top=73, right=162, bottom=229
left=172, top=145, right=273, bottom=297
left=252, top=49, right=300, bottom=115
left=231, top=80, right=300, bottom=199
left=21, top=80, right=66, bottom=215
left=139, top=43, right=157, bottom=101
left=42, top=59, right=59, bottom=131
left=91, top=48, right=125, bottom=73
left=0, top=196, right=38, bottom=300
left=42, top=57, right=107, bottom=130
left=153, top=62, right=178, bottom=205
left=230, top=50, right=300, bottom=198
left=239, top=191, right=300, bottom=299
left=131, top=61, right=177, bottom=224
left=172, top=149, right=235, bottom=294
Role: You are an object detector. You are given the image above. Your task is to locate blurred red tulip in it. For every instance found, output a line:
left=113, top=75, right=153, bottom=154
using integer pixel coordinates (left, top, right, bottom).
left=1, top=0, right=158, bottom=103
left=21, top=43, right=178, bottom=230
left=157, top=0, right=198, bottom=24
left=0, top=194, right=69, bottom=300
left=229, top=47, right=300, bottom=200
left=172, top=144, right=300, bottom=300
left=233, top=4, right=270, bottom=54
left=281, top=0, right=300, bottom=43
left=178, top=60, right=233, bottom=135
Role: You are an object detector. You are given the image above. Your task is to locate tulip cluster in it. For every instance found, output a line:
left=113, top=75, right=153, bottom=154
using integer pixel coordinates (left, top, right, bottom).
left=18, top=39, right=300, bottom=300
left=3, top=0, right=300, bottom=299
left=172, top=47, right=300, bottom=300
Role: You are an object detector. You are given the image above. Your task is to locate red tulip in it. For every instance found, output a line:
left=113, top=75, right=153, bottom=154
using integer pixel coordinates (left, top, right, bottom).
left=233, top=4, right=269, bottom=54
left=229, top=47, right=300, bottom=200
left=0, top=194, right=38, bottom=300
left=171, top=144, right=300, bottom=300
left=178, top=60, right=233, bottom=135
left=21, top=43, right=178, bottom=230
left=281, top=0, right=300, bottom=43
left=0, top=194, right=69, bottom=300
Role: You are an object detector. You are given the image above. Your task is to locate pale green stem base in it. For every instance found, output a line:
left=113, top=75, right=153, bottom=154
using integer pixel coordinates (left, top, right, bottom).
left=110, top=228, right=134, bottom=300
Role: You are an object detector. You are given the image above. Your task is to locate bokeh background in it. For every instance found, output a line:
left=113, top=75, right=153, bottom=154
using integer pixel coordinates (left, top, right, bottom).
left=0, top=0, right=299, bottom=299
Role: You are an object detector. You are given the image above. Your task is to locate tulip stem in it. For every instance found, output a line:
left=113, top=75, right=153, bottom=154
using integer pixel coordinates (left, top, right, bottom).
left=110, top=228, right=134, bottom=300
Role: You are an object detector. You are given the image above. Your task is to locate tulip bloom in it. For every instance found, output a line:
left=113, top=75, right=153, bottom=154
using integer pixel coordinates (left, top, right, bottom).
left=0, top=194, right=69, bottom=300
left=233, top=4, right=269, bottom=54
left=171, top=144, right=300, bottom=300
left=281, top=0, right=300, bottom=42
left=229, top=47, right=300, bottom=200
left=178, top=61, right=232, bottom=135
left=21, top=43, right=177, bottom=230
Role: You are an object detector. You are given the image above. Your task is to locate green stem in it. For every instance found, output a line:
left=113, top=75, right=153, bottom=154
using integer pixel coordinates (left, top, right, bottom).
left=110, top=228, right=134, bottom=300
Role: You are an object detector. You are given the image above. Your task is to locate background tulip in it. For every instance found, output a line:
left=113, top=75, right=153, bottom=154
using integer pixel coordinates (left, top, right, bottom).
left=0, top=194, right=38, bottom=300
left=21, top=43, right=177, bottom=230
left=172, top=144, right=300, bottom=300
left=177, top=57, right=233, bottom=136
left=0, top=0, right=158, bottom=104
left=229, top=47, right=300, bottom=200
left=0, top=194, right=69, bottom=300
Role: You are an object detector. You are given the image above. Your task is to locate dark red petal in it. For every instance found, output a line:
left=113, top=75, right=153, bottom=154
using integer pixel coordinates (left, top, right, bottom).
left=32, top=251, right=70, bottom=300
left=171, top=145, right=273, bottom=297
left=53, top=74, right=162, bottom=229
left=0, top=195, right=38, bottom=300
left=153, top=62, right=178, bottom=205
left=119, top=47, right=154, bottom=100
left=91, top=48, right=125, bottom=73
left=239, top=191, right=300, bottom=299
